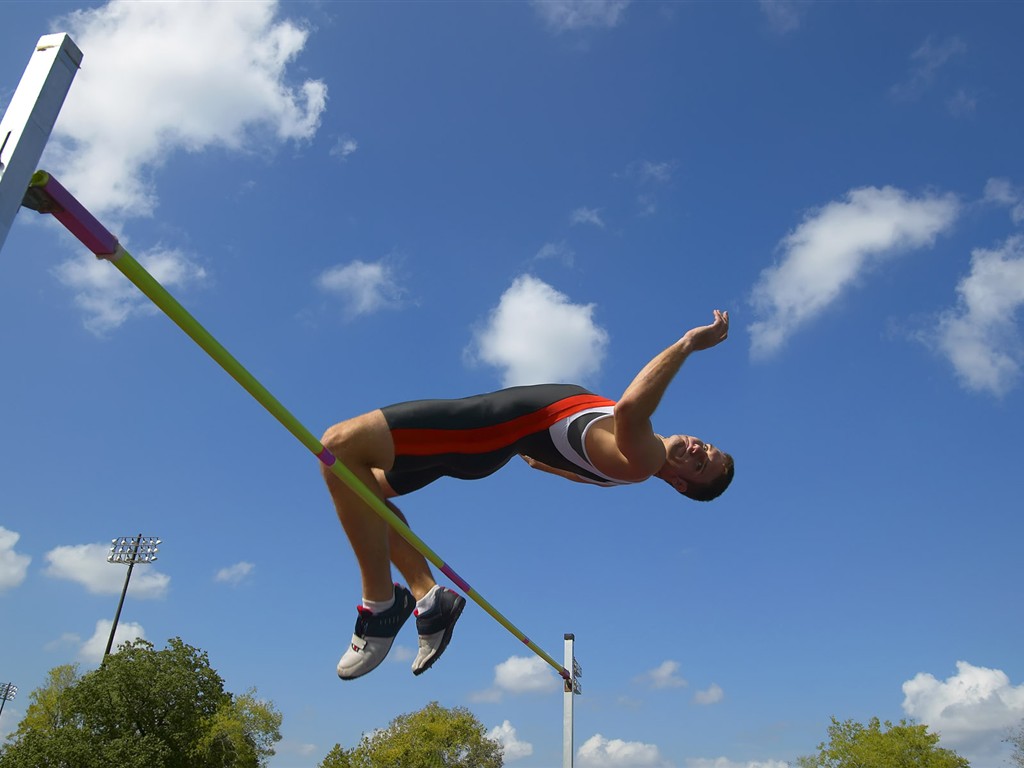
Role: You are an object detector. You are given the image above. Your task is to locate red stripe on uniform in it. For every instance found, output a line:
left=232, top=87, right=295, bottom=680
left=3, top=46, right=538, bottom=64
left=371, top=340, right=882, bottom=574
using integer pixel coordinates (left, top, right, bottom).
left=391, top=394, right=615, bottom=456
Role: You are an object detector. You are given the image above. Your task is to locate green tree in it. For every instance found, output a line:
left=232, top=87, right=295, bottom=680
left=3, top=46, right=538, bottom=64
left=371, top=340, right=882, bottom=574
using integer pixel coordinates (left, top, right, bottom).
left=12, top=664, right=81, bottom=736
left=0, top=638, right=281, bottom=768
left=798, top=716, right=970, bottom=768
left=319, top=701, right=503, bottom=768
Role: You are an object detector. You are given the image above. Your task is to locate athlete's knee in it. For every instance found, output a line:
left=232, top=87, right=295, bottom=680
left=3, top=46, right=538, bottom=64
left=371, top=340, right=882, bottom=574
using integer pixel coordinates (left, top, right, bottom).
left=320, top=420, right=361, bottom=462
left=319, top=410, right=392, bottom=470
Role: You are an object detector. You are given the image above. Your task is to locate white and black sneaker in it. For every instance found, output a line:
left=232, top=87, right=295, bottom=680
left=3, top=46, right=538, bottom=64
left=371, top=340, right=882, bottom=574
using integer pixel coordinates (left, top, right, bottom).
left=412, top=587, right=466, bottom=676
left=337, top=584, right=415, bottom=680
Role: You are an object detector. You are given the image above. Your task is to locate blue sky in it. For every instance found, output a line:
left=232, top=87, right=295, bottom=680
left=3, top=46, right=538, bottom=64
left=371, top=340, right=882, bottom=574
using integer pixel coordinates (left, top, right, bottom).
left=2, top=2, right=1023, bottom=767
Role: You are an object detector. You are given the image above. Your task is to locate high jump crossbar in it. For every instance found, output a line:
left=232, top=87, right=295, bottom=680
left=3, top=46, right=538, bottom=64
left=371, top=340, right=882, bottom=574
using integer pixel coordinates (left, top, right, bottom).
left=23, top=170, right=571, bottom=682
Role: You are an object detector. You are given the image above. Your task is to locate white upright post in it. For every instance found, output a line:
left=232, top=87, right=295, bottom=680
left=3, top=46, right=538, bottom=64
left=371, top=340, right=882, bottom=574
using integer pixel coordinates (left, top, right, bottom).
left=564, top=633, right=582, bottom=768
left=0, top=33, right=82, bottom=254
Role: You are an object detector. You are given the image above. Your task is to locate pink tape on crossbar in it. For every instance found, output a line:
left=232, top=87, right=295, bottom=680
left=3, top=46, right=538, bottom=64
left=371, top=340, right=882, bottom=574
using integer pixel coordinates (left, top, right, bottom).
left=440, top=563, right=471, bottom=594
left=316, top=448, right=336, bottom=466
left=36, top=175, right=119, bottom=257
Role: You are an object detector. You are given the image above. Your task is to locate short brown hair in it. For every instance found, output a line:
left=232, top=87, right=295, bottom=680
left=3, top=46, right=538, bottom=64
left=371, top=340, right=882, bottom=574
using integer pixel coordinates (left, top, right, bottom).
left=682, top=452, right=734, bottom=502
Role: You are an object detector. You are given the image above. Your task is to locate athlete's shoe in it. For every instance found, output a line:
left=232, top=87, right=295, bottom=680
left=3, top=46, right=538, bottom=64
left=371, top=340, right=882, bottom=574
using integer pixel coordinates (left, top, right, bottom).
left=412, top=587, right=466, bottom=676
left=337, top=584, right=415, bottom=680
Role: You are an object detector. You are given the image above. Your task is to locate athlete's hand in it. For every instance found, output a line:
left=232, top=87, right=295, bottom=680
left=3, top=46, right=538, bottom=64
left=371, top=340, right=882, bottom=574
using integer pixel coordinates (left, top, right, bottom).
left=683, top=309, right=729, bottom=352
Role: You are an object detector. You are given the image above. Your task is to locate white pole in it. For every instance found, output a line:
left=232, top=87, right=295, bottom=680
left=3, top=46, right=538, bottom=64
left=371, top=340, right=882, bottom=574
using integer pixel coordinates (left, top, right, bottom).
left=564, top=633, right=581, bottom=768
left=0, top=33, right=82, bottom=254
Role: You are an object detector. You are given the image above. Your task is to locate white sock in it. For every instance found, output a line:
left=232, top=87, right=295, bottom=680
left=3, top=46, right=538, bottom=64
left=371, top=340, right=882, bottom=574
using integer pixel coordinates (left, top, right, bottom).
left=362, top=594, right=395, bottom=614
left=416, top=585, right=442, bottom=614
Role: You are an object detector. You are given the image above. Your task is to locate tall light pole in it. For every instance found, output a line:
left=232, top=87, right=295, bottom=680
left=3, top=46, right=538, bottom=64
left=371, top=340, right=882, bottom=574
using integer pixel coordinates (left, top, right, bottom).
left=104, top=534, right=160, bottom=658
left=0, top=683, right=17, bottom=722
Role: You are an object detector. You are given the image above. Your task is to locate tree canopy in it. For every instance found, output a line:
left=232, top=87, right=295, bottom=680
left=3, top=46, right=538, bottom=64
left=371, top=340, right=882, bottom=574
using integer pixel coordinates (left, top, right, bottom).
left=797, top=716, right=969, bottom=768
left=0, top=638, right=281, bottom=768
left=319, top=701, right=503, bottom=768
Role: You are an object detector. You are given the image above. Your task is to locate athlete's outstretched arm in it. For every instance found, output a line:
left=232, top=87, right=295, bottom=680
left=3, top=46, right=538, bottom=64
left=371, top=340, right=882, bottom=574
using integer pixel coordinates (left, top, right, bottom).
left=613, top=310, right=729, bottom=472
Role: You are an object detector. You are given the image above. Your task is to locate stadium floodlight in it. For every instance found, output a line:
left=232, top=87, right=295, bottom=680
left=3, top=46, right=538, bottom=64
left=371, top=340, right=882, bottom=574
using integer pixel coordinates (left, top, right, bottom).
left=0, top=683, right=17, bottom=721
left=103, top=534, right=161, bottom=659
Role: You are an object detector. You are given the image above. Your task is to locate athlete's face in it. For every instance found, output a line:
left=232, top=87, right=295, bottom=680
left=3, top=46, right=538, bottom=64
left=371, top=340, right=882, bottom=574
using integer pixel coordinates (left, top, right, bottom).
left=658, top=435, right=728, bottom=493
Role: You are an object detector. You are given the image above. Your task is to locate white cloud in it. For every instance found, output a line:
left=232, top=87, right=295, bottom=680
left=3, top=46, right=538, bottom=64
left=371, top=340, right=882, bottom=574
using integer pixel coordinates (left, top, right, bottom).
left=472, top=655, right=561, bottom=701
left=535, top=241, right=575, bottom=265
left=984, top=178, right=1024, bottom=225
left=571, top=207, right=606, bottom=228
left=331, top=135, right=359, bottom=161
left=530, top=1, right=631, bottom=33
left=495, top=656, right=561, bottom=694
left=931, top=235, right=1024, bottom=395
left=891, top=35, right=967, bottom=102
left=44, top=542, right=170, bottom=598
left=693, top=683, right=725, bottom=705
left=316, top=259, right=405, bottom=319
left=46, top=0, right=326, bottom=220
left=902, top=661, right=1024, bottom=758
left=686, top=760, right=790, bottom=768
left=53, top=246, right=208, bottom=334
left=748, top=186, right=959, bottom=358
left=215, top=561, right=255, bottom=586
left=636, top=660, right=688, bottom=690
left=79, top=618, right=145, bottom=664
left=468, top=275, right=609, bottom=386
left=488, top=720, right=534, bottom=762
left=0, top=527, right=31, bottom=592
left=578, top=734, right=670, bottom=767
left=758, top=0, right=806, bottom=34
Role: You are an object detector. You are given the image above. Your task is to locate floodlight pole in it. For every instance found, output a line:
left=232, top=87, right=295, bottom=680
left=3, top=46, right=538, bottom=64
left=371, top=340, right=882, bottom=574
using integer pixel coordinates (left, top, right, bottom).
left=104, top=534, right=160, bottom=658
left=0, top=682, right=17, bottom=722
left=564, top=633, right=582, bottom=768
left=0, top=33, right=81, bottom=254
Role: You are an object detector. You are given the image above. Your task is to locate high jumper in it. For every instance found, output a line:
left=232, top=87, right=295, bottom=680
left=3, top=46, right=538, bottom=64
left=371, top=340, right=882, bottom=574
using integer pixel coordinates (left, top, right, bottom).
left=321, top=310, right=734, bottom=679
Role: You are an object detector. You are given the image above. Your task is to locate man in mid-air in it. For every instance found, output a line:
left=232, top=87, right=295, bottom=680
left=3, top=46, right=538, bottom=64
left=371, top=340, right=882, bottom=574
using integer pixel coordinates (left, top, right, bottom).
left=321, top=309, right=734, bottom=680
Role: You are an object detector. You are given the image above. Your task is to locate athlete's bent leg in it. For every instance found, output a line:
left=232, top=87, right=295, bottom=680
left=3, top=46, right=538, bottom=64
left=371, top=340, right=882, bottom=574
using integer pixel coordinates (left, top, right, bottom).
left=320, top=410, right=398, bottom=602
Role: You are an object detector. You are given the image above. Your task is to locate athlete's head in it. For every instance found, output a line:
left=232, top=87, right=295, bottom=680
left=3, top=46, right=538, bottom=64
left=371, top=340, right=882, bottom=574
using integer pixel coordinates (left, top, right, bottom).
left=656, top=435, right=734, bottom=502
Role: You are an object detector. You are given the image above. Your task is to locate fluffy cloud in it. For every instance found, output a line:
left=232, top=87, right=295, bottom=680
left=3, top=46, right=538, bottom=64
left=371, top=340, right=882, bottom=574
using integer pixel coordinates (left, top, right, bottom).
left=472, top=655, right=561, bottom=702
left=46, top=0, right=326, bottom=220
left=79, top=618, right=145, bottom=664
left=693, top=683, right=725, bottom=705
left=53, top=246, right=207, bottom=334
left=487, top=720, right=534, bottom=761
left=931, top=235, right=1024, bottom=395
left=215, top=561, right=255, bottom=586
left=902, top=660, right=1024, bottom=756
left=636, top=660, right=688, bottom=690
left=578, top=734, right=669, bottom=767
left=0, top=527, right=31, bottom=592
left=749, top=186, right=959, bottom=358
left=316, top=259, right=405, bottom=319
left=44, top=542, right=170, bottom=598
left=530, top=1, right=631, bottom=33
left=468, top=275, right=609, bottom=386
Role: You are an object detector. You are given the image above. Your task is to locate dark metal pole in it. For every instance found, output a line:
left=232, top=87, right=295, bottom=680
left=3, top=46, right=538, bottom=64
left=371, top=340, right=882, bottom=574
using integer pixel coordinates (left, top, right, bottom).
left=103, top=533, right=141, bottom=658
left=0, top=683, right=16, bottom=721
